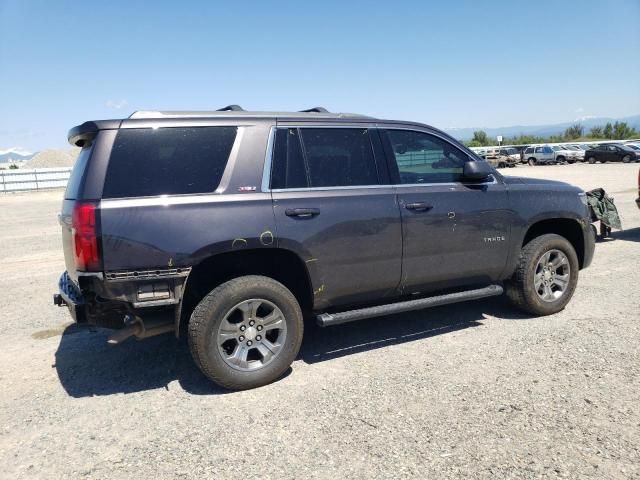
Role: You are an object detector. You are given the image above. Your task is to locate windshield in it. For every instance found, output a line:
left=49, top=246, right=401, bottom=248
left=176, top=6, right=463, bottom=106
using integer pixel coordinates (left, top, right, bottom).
left=619, top=144, right=634, bottom=152
left=552, top=146, right=563, bottom=151
left=625, top=144, right=640, bottom=150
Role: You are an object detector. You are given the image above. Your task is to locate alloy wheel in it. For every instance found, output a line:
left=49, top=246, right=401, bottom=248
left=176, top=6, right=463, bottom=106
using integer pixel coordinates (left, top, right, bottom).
left=533, top=249, right=571, bottom=302
left=216, top=298, right=287, bottom=371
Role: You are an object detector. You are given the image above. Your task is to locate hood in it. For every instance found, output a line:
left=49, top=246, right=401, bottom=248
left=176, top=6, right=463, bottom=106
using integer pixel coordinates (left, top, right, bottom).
left=503, top=176, right=580, bottom=190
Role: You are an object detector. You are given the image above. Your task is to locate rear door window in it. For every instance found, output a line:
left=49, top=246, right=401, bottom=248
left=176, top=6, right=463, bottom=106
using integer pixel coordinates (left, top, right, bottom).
left=300, top=128, right=379, bottom=188
left=103, top=126, right=237, bottom=198
left=270, top=128, right=379, bottom=189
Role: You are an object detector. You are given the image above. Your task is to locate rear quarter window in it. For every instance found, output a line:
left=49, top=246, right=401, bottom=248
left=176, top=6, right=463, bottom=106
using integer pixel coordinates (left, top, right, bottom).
left=102, top=126, right=237, bottom=198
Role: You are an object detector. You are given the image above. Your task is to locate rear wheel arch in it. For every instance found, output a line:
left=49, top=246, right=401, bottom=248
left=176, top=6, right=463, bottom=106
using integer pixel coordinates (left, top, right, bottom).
left=521, top=218, right=586, bottom=268
left=178, top=248, right=314, bottom=336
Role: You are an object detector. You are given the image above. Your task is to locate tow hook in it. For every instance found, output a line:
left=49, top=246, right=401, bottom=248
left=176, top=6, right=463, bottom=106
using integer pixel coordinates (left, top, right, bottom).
left=53, top=294, right=66, bottom=307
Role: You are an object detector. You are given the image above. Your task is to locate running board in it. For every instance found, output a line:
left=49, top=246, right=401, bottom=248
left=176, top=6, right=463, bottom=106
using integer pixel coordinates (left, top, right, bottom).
left=316, top=285, right=503, bottom=327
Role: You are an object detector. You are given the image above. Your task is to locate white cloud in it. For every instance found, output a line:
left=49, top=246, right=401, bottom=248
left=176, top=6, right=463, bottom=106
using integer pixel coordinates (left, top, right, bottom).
left=575, top=107, right=584, bottom=113
left=106, top=99, right=128, bottom=110
left=0, top=147, right=33, bottom=156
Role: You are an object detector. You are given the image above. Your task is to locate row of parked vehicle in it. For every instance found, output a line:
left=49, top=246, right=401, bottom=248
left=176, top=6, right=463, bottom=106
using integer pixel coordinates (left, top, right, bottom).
left=473, top=140, right=640, bottom=167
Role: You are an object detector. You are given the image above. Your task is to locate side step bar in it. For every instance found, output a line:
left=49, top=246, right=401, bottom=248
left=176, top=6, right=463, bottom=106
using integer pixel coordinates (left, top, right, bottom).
left=316, top=285, right=503, bottom=327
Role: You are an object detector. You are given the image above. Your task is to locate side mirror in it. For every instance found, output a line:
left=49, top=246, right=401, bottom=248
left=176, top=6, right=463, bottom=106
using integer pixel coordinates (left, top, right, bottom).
left=463, top=160, right=494, bottom=181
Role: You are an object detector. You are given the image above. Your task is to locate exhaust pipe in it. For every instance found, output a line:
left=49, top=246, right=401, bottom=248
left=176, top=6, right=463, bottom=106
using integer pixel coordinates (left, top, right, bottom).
left=107, top=315, right=174, bottom=345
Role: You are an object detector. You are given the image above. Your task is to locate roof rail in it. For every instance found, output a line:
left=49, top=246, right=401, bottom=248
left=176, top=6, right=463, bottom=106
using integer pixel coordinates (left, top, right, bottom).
left=299, top=107, right=329, bottom=113
left=217, top=105, right=244, bottom=112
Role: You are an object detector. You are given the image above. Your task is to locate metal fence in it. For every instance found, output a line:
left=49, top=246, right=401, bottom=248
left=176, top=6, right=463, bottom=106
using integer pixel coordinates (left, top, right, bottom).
left=0, top=167, right=72, bottom=192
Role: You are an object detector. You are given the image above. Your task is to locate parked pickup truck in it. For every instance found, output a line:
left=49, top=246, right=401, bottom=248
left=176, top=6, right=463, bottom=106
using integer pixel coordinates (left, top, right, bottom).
left=54, top=106, right=595, bottom=390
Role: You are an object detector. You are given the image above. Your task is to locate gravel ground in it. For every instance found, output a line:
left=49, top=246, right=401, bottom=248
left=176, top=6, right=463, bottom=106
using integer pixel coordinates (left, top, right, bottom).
left=0, top=163, right=638, bottom=479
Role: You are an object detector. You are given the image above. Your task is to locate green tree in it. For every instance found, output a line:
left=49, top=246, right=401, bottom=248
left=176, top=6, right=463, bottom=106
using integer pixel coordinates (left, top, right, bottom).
left=472, top=130, right=490, bottom=146
left=588, top=126, right=603, bottom=138
left=612, top=121, right=637, bottom=139
left=603, top=122, right=613, bottom=139
left=564, top=123, right=584, bottom=140
left=9, top=164, right=19, bottom=170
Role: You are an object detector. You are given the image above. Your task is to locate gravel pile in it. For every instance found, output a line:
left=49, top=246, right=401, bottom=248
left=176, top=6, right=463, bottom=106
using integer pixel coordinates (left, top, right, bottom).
left=25, top=148, right=80, bottom=168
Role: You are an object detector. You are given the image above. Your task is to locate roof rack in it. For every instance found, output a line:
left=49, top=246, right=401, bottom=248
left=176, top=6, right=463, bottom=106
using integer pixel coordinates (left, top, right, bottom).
left=217, top=105, right=244, bottom=112
left=128, top=109, right=373, bottom=120
left=299, top=107, right=329, bottom=113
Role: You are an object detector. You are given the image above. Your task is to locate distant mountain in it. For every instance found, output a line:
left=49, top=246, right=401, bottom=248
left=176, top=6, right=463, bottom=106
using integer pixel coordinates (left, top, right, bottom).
left=444, top=114, right=640, bottom=141
left=0, top=149, right=37, bottom=164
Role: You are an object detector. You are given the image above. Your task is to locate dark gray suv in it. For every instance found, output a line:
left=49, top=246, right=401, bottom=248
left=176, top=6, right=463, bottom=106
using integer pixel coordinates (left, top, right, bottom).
left=54, top=106, right=595, bottom=390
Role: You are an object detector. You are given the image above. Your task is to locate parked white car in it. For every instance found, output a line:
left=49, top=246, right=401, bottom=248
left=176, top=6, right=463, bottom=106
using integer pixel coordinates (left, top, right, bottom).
left=523, top=145, right=555, bottom=165
left=555, top=145, right=582, bottom=163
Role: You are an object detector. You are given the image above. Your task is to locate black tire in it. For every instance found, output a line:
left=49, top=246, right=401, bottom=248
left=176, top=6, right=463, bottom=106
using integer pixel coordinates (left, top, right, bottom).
left=587, top=156, right=596, bottom=164
left=556, top=156, right=565, bottom=164
left=188, top=275, right=304, bottom=390
left=622, top=155, right=631, bottom=163
left=505, top=234, right=579, bottom=316
left=528, top=158, right=537, bottom=166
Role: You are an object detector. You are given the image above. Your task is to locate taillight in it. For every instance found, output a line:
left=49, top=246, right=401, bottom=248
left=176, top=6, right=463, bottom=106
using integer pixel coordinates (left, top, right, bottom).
left=72, top=201, right=101, bottom=271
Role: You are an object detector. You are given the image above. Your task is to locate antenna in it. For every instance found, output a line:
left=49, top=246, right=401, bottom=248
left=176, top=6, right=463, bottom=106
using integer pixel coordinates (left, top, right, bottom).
left=299, top=107, right=329, bottom=113
left=216, top=105, right=245, bottom=112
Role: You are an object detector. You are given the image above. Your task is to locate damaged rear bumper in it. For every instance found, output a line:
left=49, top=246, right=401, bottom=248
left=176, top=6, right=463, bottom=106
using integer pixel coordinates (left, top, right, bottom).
left=53, top=271, right=87, bottom=323
left=53, top=268, right=190, bottom=338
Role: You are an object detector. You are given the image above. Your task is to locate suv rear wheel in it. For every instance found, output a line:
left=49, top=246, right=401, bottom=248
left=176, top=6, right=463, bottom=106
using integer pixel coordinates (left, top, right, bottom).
left=188, top=275, right=304, bottom=390
left=528, top=158, right=537, bottom=166
left=506, top=234, right=579, bottom=316
left=587, top=156, right=597, bottom=164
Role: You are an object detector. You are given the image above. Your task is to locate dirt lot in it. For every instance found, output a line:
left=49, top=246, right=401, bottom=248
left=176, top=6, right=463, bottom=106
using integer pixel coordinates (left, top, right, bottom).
left=1, top=163, right=638, bottom=479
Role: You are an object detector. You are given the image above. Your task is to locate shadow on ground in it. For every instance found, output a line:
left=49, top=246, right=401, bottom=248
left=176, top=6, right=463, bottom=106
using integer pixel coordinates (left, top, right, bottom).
left=609, top=226, right=640, bottom=243
left=55, top=296, right=531, bottom=398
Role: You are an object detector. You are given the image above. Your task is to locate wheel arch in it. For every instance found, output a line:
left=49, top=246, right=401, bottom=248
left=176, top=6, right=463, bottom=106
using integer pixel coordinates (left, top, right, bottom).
left=522, top=218, right=586, bottom=268
left=177, top=248, right=314, bottom=336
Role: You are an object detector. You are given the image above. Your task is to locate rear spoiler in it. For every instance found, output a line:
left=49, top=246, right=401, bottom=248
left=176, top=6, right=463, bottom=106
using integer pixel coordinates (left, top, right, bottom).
left=67, top=120, right=121, bottom=147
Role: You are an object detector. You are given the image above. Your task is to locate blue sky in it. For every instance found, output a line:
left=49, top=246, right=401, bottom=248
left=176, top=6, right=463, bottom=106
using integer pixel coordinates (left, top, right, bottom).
left=1, top=0, right=639, bottom=152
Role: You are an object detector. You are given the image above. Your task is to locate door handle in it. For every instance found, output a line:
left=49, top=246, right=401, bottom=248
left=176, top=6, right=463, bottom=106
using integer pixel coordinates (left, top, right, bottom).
left=285, top=208, right=320, bottom=218
left=404, top=202, right=433, bottom=212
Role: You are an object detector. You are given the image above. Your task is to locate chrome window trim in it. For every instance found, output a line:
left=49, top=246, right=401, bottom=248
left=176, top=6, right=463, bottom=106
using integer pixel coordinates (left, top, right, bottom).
left=261, top=125, right=498, bottom=192
left=100, top=192, right=271, bottom=209
left=269, top=178, right=496, bottom=193
left=270, top=184, right=392, bottom=193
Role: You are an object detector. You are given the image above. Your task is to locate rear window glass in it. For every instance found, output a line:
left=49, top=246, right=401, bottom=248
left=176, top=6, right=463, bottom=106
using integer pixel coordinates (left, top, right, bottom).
left=103, top=126, right=237, bottom=198
left=64, top=143, right=94, bottom=200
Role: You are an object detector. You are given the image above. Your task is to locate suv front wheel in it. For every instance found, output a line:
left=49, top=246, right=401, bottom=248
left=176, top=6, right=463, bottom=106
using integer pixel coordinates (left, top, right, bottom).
left=188, top=275, right=304, bottom=390
left=506, top=234, right=579, bottom=316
